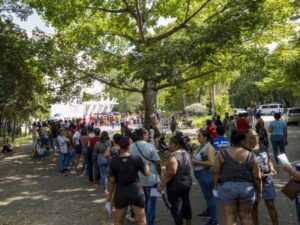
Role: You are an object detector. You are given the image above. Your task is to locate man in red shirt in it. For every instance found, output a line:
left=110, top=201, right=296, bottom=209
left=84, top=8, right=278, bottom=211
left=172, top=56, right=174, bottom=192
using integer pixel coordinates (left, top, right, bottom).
left=206, top=119, right=218, bottom=139
left=236, top=113, right=250, bottom=132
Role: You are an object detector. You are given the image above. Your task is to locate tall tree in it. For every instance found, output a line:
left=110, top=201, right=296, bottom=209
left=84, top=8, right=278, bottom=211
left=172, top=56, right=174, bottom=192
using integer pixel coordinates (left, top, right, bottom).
left=27, top=0, right=295, bottom=129
left=0, top=19, right=50, bottom=128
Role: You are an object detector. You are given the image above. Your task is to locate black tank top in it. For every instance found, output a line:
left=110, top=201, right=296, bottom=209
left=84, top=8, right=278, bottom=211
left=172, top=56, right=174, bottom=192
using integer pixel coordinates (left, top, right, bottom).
left=168, top=151, right=192, bottom=188
left=220, top=149, right=255, bottom=183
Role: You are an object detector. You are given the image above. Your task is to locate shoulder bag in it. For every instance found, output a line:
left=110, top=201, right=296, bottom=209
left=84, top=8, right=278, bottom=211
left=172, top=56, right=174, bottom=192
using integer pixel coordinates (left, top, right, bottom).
left=281, top=179, right=300, bottom=200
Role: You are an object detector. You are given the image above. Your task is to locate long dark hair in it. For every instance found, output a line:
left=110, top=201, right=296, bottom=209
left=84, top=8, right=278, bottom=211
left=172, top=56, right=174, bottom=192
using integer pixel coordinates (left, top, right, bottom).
left=198, top=129, right=211, bottom=142
left=170, top=134, right=185, bottom=148
left=132, top=128, right=147, bottom=142
left=101, top=131, right=110, bottom=142
left=230, top=129, right=246, bottom=146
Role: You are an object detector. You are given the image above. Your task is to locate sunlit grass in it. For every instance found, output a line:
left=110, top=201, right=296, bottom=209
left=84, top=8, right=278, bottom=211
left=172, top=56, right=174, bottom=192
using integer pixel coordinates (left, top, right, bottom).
left=12, top=135, right=32, bottom=147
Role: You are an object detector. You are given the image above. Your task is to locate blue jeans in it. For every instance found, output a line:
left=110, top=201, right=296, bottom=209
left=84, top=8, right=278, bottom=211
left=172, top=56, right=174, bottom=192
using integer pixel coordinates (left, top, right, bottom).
left=93, top=154, right=100, bottom=182
left=143, top=183, right=158, bottom=225
left=67, top=148, right=76, bottom=166
left=81, top=147, right=88, bottom=175
left=296, top=199, right=300, bottom=225
left=194, top=169, right=217, bottom=222
left=97, top=154, right=108, bottom=188
left=58, top=152, right=67, bottom=172
left=271, top=135, right=286, bottom=164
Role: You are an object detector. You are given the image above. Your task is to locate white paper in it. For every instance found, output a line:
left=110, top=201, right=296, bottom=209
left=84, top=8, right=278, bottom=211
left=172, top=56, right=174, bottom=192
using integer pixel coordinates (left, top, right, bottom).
left=213, top=189, right=219, bottom=198
left=150, top=188, right=162, bottom=197
left=277, top=153, right=292, bottom=167
left=105, top=201, right=112, bottom=217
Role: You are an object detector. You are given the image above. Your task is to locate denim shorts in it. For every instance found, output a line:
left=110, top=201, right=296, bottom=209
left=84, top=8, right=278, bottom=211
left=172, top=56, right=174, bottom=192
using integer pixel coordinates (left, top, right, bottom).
left=262, top=178, right=276, bottom=200
left=218, top=181, right=256, bottom=204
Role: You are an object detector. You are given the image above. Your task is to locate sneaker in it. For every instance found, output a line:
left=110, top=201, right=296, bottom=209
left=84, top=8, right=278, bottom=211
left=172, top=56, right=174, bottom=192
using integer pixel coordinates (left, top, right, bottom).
left=126, top=214, right=136, bottom=222
left=197, top=210, right=210, bottom=219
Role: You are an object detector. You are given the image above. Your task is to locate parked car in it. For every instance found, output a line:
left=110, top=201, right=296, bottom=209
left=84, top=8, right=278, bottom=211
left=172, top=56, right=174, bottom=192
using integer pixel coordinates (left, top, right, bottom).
left=234, top=108, right=247, bottom=115
left=283, top=107, right=300, bottom=125
left=257, top=103, right=284, bottom=115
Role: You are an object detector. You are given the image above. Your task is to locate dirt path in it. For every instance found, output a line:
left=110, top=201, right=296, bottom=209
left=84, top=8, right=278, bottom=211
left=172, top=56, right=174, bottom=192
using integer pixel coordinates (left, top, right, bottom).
left=0, top=126, right=300, bottom=225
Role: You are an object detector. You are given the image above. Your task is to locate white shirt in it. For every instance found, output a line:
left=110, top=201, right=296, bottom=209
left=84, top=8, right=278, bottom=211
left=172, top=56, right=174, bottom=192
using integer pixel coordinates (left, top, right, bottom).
left=57, top=135, right=68, bottom=153
left=73, top=131, right=81, bottom=145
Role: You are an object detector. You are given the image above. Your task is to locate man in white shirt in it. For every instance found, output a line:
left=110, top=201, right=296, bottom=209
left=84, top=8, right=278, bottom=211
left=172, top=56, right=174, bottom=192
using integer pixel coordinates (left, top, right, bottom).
left=57, top=129, right=68, bottom=173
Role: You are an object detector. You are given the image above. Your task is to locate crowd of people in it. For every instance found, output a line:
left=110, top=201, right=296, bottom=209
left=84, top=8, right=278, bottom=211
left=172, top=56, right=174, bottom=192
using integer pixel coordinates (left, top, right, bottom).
left=28, top=110, right=296, bottom=225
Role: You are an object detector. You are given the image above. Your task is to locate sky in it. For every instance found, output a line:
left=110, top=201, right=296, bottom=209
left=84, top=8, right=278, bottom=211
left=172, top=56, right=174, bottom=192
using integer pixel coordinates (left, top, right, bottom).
left=13, top=11, right=106, bottom=96
left=13, top=10, right=55, bottom=34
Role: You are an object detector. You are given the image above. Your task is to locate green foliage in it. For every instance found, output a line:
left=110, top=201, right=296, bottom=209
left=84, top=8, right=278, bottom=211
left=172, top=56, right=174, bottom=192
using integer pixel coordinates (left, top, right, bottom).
left=192, top=115, right=211, bottom=128
left=257, top=38, right=300, bottom=98
left=26, top=0, right=295, bottom=87
left=0, top=18, right=50, bottom=121
left=215, top=95, right=232, bottom=115
left=24, top=0, right=296, bottom=126
left=82, top=92, right=95, bottom=102
left=108, top=88, right=143, bottom=113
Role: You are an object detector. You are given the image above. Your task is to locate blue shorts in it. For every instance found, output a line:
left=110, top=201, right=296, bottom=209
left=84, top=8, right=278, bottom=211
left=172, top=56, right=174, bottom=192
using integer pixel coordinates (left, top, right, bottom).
left=218, top=181, right=256, bottom=204
left=262, top=178, right=276, bottom=200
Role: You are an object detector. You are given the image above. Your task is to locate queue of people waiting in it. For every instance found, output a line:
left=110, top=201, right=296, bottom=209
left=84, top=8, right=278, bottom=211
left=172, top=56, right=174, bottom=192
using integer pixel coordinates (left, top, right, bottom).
left=31, top=111, right=294, bottom=225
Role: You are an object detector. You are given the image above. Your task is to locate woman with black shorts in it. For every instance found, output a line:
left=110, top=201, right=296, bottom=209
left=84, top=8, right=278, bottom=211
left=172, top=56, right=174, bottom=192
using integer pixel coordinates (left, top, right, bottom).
left=107, top=136, right=150, bottom=225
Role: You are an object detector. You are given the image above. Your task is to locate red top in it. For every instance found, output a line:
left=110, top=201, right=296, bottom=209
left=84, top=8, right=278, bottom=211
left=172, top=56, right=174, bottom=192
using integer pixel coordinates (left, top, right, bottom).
left=89, top=136, right=101, bottom=152
left=207, top=125, right=218, bottom=139
left=236, top=117, right=249, bottom=131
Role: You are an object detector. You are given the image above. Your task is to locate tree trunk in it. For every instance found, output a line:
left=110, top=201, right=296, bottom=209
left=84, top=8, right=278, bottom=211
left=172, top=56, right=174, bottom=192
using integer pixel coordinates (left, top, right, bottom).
left=142, top=82, right=159, bottom=134
left=25, top=123, right=28, bottom=137
left=12, top=119, right=16, bottom=142
left=211, top=85, right=216, bottom=113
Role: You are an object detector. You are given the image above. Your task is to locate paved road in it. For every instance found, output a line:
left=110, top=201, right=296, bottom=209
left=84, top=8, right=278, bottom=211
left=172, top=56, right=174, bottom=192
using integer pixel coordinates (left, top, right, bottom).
left=0, top=120, right=299, bottom=225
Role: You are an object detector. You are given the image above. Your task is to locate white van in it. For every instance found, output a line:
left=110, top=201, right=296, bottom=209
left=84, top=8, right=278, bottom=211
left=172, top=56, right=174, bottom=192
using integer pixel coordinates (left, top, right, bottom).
left=282, top=107, right=300, bottom=125
left=257, top=104, right=284, bottom=115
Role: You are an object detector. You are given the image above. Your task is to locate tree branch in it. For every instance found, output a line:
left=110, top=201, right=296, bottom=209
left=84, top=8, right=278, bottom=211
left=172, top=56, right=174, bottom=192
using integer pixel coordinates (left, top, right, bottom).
left=135, top=0, right=146, bottom=42
left=203, top=3, right=230, bottom=23
left=97, top=31, right=140, bottom=43
left=122, top=0, right=138, bottom=19
left=155, top=69, right=217, bottom=90
left=147, top=0, right=212, bottom=43
left=185, top=0, right=191, bottom=21
left=86, top=6, right=128, bottom=13
left=175, top=62, right=199, bottom=75
left=76, top=68, right=143, bottom=92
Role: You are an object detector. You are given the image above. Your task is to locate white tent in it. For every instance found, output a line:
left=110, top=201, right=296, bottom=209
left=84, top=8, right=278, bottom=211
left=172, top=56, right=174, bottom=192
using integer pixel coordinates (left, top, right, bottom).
left=51, top=97, right=118, bottom=119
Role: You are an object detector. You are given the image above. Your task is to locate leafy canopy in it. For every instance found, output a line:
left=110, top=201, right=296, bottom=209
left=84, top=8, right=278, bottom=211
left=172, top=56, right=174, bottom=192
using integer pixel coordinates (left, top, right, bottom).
left=26, top=0, right=295, bottom=94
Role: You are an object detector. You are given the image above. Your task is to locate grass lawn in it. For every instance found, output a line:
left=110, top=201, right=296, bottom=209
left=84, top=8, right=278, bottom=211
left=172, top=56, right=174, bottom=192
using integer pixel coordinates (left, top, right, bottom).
left=12, top=135, right=32, bottom=147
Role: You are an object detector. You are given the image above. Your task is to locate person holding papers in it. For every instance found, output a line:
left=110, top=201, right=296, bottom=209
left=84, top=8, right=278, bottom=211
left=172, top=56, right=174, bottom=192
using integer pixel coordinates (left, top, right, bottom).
left=246, top=130, right=278, bottom=225
left=282, top=163, right=300, bottom=225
